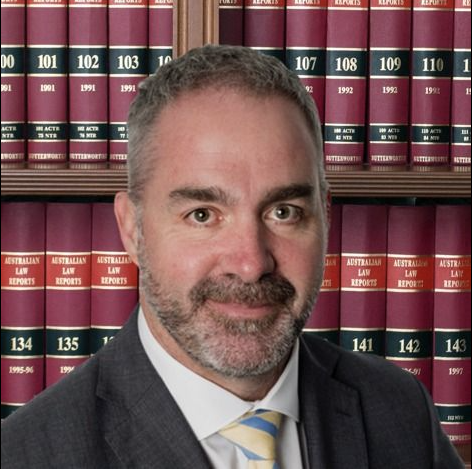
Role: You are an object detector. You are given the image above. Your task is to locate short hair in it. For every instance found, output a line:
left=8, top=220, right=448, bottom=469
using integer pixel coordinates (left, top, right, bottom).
left=127, top=44, right=328, bottom=205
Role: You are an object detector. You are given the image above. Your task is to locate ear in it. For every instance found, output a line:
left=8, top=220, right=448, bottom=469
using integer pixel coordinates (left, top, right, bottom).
left=114, top=191, right=139, bottom=266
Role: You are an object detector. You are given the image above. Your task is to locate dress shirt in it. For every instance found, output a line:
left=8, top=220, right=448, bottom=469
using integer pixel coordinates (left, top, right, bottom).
left=138, top=307, right=304, bottom=469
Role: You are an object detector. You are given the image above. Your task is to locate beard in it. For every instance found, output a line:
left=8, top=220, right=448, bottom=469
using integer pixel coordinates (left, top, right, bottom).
left=137, top=236, right=322, bottom=379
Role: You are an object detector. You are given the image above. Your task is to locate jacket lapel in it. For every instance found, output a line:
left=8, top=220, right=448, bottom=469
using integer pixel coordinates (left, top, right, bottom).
left=299, top=335, right=369, bottom=469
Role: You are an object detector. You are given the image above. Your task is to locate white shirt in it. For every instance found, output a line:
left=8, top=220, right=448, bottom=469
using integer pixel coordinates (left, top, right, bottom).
left=137, top=307, right=304, bottom=469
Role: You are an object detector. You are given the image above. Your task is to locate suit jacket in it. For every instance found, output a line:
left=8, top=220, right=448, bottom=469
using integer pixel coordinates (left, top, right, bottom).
left=1, top=308, right=464, bottom=469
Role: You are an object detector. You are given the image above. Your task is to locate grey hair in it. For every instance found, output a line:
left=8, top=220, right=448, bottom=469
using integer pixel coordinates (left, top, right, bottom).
left=126, top=44, right=328, bottom=206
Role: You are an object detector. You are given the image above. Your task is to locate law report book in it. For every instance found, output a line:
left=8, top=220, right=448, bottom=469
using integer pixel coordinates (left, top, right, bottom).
left=339, top=205, right=388, bottom=355
left=433, top=205, right=471, bottom=445
left=219, top=0, right=244, bottom=46
left=386, top=205, right=436, bottom=391
left=304, top=203, right=341, bottom=344
left=148, top=0, right=173, bottom=74
left=324, top=0, right=369, bottom=165
left=1, top=0, right=26, bottom=163
left=1, top=202, right=46, bottom=419
left=45, top=203, right=92, bottom=387
left=68, top=0, right=108, bottom=163
left=26, top=0, right=68, bottom=162
left=285, top=0, right=327, bottom=124
left=90, top=203, right=138, bottom=354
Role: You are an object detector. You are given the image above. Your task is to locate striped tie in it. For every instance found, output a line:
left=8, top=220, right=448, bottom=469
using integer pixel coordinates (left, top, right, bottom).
left=218, top=409, right=282, bottom=469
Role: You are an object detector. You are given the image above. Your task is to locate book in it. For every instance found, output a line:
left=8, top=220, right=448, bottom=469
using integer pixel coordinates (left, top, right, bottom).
left=1, top=202, right=46, bottom=418
left=410, top=0, right=454, bottom=166
left=450, top=0, right=471, bottom=166
left=304, top=203, right=341, bottom=344
left=244, top=0, right=285, bottom=61
left=385, top=206, right=435, bottom=391
left=368, top=0, right=411, bottom=166
left=285, top=0, right=327, bottom=124
left=148, top=0, right=173, bottom=74
left=90, top=203, right=138, bottom=354
left=45, top=203, right=92, bottom=387
left=433, top=205, right=471, bottom=445
left=26, top=0, right=68, bottom=163
left=339, top=204, right=388, bottom=355
left=1, top=0, right=26, bottom=163
left=324, top=0, right=369, bottom=165
left=68, top=0, right=108, bottom=163
left=219, top=0, right=244, bottom=46
left=108, top=0, right=148, bottom=163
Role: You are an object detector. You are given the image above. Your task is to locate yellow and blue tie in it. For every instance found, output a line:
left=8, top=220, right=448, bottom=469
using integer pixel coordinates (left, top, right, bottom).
left=218, top=409, right=282, bottom=469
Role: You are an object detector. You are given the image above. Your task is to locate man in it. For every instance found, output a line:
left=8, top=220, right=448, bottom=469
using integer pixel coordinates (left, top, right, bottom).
left=1, top=45, right=464, bottom=468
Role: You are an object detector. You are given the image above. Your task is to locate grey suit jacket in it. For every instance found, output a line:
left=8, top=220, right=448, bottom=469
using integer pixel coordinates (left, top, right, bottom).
left=1, top=308, right=464, bottom=468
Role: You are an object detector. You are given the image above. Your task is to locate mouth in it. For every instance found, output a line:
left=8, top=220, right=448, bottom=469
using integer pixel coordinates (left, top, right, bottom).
left=206, top=300, right=276, bottom=320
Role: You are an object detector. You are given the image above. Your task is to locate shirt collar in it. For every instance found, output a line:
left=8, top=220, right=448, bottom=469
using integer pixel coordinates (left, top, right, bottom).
left=137, top=307, right=300, bottom=440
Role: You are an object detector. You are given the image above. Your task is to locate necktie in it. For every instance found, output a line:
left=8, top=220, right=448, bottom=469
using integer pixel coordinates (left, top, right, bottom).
left=218, top=409, right=282, bottom=469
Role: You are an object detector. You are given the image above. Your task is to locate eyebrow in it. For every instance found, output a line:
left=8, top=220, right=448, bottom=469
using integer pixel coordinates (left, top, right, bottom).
left=259, top=183, right=315, bottom=209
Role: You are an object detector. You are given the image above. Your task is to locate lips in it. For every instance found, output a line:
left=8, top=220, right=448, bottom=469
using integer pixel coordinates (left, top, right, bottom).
left=206, top=300, right=276, bottom=320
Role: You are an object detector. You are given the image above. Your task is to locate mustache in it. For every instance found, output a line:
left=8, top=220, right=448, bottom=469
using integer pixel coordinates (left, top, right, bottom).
left=189, top=274, right=297, bottom=308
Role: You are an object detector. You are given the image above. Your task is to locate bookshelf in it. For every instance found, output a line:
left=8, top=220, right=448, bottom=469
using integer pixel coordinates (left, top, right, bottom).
left=1, top=0, right=470, bottom=465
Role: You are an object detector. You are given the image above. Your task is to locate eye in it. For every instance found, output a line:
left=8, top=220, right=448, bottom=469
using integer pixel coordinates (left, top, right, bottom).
left=267, top=205, right=303, bottom=223
left=186, top=208, right=216, bottom=226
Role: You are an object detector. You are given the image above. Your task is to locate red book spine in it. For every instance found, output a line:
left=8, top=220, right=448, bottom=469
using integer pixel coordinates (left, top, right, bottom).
left=68, top=0, right=108, bottom=163
left=285, top=0, right=327, bottom=124
left=26, top=0, right=68, bottom=163
left=244, top=0, right=286, bottom=61
left=90, top=203, right=138, bottom=354
left=368, top=0, right=411, bottom=166
left=219, top=0, right=244, bottom=46
left=108, top=0, right=148, bottom=163
left=450, top=0, right=471, bottom=166
left=410, top=0, right=454, bottom=166
left=339, top=205, right=388, bottom=355
left=386, top=206, right=435, bottom=391
left=324, top=0, right=368, bottom=165
left=148, top=0, right=173, bottom=74
left=433, top=205, right=471, bottom=445
left=304, top=204, right=341, bottom=344
left=45, top=203, right=91, bottom=387
left=1, top=0, right=26, bottom=163
left=1, top=202, right=45, bottom=418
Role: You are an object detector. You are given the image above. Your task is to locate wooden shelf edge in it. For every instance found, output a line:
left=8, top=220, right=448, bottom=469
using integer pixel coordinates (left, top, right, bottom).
left=455, top=442, right=471, bottom=468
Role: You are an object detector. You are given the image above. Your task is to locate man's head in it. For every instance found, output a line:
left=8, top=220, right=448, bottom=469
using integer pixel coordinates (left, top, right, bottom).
left=115, top=45, right=329, bottom=385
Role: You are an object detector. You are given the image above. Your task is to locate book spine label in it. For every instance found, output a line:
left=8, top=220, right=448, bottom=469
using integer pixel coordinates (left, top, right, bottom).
left=1, top=202, right=46, bottom=418
left=1, top=0, right=26, bottom=163
left=450, top=0, right=471, bottom=166
left=286, top=0, right=327, bottom=123
left=244, top=0, right=286, bottom=61
left=368, top=0, right=411, bottom=165
left=410, top=0, right=454, bottom=165
left=26, top=0, right=68, bottom=162
left=219, top=0, right=244, bottom=46
left=324, top=0, right=368, bottom=165
left=148, top=0, right=173, bottom=74
left=108, top=0, right=148, bottom=163
left=68, top=0, right=108, bottom=162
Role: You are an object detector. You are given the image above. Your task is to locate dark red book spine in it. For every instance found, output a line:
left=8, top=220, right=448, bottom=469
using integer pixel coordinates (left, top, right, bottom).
left=285, top=0, right=327, bottom=124
left=108, top=0, right=148, bottom=163
left=410, top=0, right=454, bottom=166
left=244, top=0, right=286, bottom=61
left=386, top=206, right=435, bottom=391
left=68, top=0, right=108, bottom=163
left=304, top=203, right=341, bottom=344
left=450, top=0, right=471, bottom=166
left=219, top=0, right=244, bottom=46
left=1, top=0, right=26, bottom=163
left=368, top=0, right=411, bottom=166
left=339, top=205, right=388, bottom=355
left=433, top=205, right=471, bottom=445
left=45, top=203, right=91, bottom=387
left=148, top=0, right=173, bottom=74
left=1, top=202, right=45, bottom=419
left=26, top=0, right=68, bottom=162
left=324, top=0, right=368, bottom=165
left=90, top=203, right=138, bottom=354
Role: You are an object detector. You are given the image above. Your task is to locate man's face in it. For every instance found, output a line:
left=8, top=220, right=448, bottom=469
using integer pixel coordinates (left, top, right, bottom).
left=135, top=89, right=327, bottom=378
